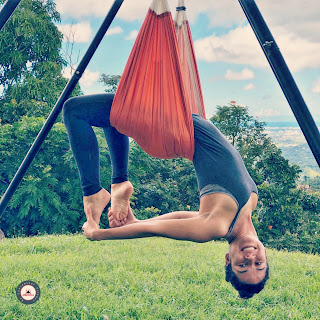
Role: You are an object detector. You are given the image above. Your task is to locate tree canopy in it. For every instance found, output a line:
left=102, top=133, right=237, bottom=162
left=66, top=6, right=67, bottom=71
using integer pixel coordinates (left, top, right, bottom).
left=0, top=0, right=80, bottom=124
left=0, top=0, right=62, bottom=87
left=211, top=104, right=301, bottom=189
left=100, top=74, right=121, bottom=94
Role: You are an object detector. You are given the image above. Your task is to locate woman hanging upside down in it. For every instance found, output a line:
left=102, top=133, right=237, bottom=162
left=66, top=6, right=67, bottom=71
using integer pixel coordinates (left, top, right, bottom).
left=63, top=93, right=269, bottom=299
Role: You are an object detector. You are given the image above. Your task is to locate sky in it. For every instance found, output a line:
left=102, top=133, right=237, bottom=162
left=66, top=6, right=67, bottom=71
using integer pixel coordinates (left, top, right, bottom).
left=54, top=0, right=320, bottom=125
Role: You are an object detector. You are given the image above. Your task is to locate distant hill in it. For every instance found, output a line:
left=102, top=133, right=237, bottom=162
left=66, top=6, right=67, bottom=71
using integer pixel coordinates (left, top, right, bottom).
left=263, top=120, right=320, bottom=128
left=266, top=121, right=301, bottom=128
left=263, top=124, right=320, bottom=177
left=279, top=143, right=320, bottom=177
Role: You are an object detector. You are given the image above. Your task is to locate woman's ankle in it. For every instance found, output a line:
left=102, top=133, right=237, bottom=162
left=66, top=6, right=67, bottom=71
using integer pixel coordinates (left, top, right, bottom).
left=83, top=188, right=109, bottom=203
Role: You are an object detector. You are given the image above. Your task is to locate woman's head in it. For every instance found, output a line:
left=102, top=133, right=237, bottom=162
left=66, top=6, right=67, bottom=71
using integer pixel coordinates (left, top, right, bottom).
left=225, top=235, right=269, bottom=298
left=225, top=260, right=269, bottom=299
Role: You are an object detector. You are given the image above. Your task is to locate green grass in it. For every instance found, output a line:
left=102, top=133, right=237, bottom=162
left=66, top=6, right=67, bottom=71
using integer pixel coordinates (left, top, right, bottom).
left=0, top=234, right=319, bottom=320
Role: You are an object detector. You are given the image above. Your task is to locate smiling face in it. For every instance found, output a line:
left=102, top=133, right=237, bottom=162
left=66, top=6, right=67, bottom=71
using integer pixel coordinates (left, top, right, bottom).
left=225, top=235, right=267, bottom=284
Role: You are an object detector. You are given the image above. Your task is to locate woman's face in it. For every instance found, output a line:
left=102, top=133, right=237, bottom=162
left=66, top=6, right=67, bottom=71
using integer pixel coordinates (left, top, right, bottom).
left=225, top=235, right=267, bottom=284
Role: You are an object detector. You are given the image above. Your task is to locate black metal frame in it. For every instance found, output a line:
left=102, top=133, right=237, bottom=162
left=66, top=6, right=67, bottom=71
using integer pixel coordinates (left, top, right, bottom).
left=0, top=0, right=22, bottom=31
left=0, top=0, right=125, bottom=215
left=0, top=0, right=319, bottom=217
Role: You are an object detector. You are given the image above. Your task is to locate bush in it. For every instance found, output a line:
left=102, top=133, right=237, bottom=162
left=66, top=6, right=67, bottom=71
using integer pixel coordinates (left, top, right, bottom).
left=0, top=117, right=110, bottom=236
left=254, top=184, right=320, bottom=254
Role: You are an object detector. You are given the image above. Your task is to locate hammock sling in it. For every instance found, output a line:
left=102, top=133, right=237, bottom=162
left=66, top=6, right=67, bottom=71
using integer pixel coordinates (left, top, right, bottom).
left=174, top=0, right=206, bottom=119
left=110, top=0, right=205, bottom=161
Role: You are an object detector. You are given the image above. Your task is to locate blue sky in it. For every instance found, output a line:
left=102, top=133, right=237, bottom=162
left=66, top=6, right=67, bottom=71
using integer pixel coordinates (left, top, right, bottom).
left=55, top=0, right=320, bottom=124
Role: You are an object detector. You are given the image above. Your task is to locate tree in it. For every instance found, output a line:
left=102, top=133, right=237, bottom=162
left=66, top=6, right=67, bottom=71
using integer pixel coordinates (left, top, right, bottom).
left=0, top=0, right=82, bottom=236
left=128, top=142, right=199, bottom=219
left=0, top=0, right=62, bottom=87
left=211, top=104, right=301, bottom=189
left=211, top=104, right=253, bottom=146
left=0, top=117, right=114, bottom=236
left=100, top=74, right=121, bottom=93
left=0, top=0, right=81, bottom=124
left=0, top=117, right=81, bottom=235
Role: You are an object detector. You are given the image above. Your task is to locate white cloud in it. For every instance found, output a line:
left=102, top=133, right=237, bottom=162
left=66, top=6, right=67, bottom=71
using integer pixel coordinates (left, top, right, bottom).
left=54, top=0, right=320, bottom=72
left=184, top=0, right=244, bottom=27
left=106, top=26, right=123, bottom=36
left=57, top=22, right=92, bottom=43
left=243, top=83, right=255, bottom=91
left=55, top=0, right=112, bottom=19
left=125, top=30, right=139, bottom=41
left=256, top=0, right=320, bottom=43
left=54, top=0, right=243, bottom=24
left=80, top=69, right=100, bottom=87
left=62, top=67, right=100, bottom=88
left=54, top=0, right=320, bottom=37
left=194, top=25, right=320, bottom=72
left=312, top=78, right=320, bottom=93
left=225, top=68, right=255, bottom=80
left=275, top=27, right=320, bottom=71
left=55, top=0, right=149, bottom=21
left=257, top=108, right=281, bottom=117
left=62, top=66, right=73, bottom=80
left=194, top=25, right=266, bottom=68
left=54, top=0, right=320, bottom=43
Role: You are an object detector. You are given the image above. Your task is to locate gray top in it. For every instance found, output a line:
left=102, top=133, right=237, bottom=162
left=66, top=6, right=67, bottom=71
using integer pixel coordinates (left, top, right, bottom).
left=192, top=114, right=258, bottom=237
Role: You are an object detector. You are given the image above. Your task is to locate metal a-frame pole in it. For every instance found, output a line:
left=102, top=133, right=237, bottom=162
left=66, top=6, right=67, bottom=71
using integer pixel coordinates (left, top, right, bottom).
left=238, top=0, right=320, bottom=168
left=0, top=0, right=125, bottom=216
left=0, top=0, right=22, bottom=31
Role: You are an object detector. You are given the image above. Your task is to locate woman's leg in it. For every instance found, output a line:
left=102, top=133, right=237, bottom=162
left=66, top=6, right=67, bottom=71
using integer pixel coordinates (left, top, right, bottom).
left=108, top=207, right=199, bottom=227
left=63, top=94, right=132, bottom=226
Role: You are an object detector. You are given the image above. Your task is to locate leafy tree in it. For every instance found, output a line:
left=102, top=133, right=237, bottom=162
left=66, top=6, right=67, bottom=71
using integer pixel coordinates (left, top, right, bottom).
left=211, top=104, right=253, bottom=146
left=254, top=185, right=320, bottom=254
left=0, top=0, right=62, bottom=87
left=0, top=0, right=81, bottom=124
left=0, top=117, right=80, bottom=235
left=128, top=142, right=199, bottom=219
left=211, top=104, right=301, bottom=189
left=306, top=176, right=320, bottom=191
left=100, top=74, right=121, bottom=93
left=0, top=117, right=114, bottom=236
left=0, top=0, right=82, bottom=235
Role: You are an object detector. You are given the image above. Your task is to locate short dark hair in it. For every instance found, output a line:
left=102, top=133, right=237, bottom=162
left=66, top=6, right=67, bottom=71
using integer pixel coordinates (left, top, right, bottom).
left=225, top=262, right=269, bottom=299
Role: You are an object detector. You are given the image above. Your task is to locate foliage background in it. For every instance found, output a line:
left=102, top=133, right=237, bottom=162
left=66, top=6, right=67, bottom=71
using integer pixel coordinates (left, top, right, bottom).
left=0, top=0, right=319, bottom=255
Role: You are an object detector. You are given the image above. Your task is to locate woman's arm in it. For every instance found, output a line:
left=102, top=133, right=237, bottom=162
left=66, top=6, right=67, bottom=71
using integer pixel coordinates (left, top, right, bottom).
left=90, top=214, right=225, bottom=243
left=137, top=211, right=199, bottom=222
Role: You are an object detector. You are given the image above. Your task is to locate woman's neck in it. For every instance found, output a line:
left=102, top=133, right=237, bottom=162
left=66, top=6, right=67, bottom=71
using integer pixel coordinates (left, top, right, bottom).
left=226, top=209, right=257, bottom=244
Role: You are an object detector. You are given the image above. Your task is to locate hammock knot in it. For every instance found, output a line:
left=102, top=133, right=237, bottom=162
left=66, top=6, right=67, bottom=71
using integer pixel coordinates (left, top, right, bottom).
left=176, top=6, right=186, bottom=11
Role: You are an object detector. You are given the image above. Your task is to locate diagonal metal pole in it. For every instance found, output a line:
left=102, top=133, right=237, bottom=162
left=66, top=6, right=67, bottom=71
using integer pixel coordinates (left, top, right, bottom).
left=0, top=0, right=125, bottom=216
left=238, top=0, right=320, bottom=168
left=0, top=0, right=22, bottom=31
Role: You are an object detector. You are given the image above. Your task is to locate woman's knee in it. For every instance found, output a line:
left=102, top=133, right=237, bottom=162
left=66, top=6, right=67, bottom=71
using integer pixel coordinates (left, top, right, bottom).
left=62, top=96, right=81, bottom=121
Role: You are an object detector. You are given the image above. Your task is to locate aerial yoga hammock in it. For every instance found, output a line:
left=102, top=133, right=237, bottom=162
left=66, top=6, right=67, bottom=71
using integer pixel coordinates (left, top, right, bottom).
left=174, top=0, right=205, bottom=119
left=110, top=0, right=205, bottom=161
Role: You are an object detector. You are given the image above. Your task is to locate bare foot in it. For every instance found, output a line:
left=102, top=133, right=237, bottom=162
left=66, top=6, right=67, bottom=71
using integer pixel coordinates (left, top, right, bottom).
left=83, top=188, right=110, bottom=226
left=110, top=181, right=133, bottom=223
left=82, top=219, right=99, bottom=240
left=108, top=206, right=138, bottom=228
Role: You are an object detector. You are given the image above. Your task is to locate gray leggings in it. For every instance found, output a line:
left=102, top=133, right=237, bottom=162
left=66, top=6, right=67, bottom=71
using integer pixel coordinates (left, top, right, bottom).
left=63, top=94, right=129, bottom=196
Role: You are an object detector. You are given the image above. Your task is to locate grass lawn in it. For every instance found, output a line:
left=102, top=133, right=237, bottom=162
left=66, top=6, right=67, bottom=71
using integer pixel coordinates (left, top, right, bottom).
left=0, top=233, right=319, bottom=319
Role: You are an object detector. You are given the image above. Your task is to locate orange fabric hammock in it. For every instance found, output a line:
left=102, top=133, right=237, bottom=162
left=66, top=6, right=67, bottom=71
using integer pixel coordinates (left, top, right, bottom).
left=174, top=0, right=206, bottom=118
left=110, top=0, right=202, bottom=161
